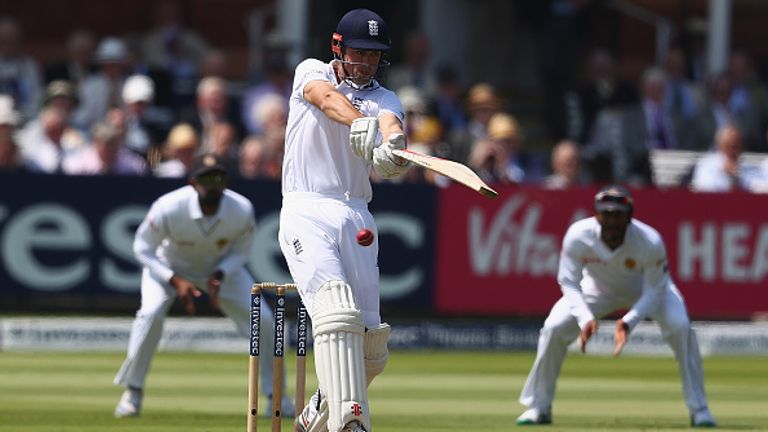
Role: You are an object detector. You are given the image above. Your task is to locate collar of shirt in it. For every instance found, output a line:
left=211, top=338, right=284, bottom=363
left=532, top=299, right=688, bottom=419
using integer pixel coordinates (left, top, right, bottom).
left=188, top=194, right=210, bottom=220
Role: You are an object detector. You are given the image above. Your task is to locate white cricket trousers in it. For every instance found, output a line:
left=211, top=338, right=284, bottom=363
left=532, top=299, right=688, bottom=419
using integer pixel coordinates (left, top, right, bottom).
left=114, top=266, right=278, bottom=395
left=519, top=285, right=710, bottom=414
left=278, top=192, right=381, bottom=328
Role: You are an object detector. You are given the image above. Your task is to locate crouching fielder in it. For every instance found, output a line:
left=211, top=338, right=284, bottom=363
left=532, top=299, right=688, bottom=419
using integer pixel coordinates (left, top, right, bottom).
left=516, top=185, right=716, bottom=428
left=277, top=8, right=408, bottom=432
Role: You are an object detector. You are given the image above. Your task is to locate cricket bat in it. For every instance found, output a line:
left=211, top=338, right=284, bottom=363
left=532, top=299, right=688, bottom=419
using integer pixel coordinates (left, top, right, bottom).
left=392, top=149, right=499, bottom=198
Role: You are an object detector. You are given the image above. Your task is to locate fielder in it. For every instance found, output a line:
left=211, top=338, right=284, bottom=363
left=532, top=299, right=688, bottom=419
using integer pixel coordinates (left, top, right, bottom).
left=277, top=8, right=410, bottom=432
left=516, top=185, right=717, bottom=428
left=113, top=153, right=293, bottom=418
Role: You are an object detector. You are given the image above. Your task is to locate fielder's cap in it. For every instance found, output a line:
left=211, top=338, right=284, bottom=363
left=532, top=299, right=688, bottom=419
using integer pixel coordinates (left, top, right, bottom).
left=44, top=80, right=79, bottom=106
left=335, top=8, right=391, bottom=51
left=190, top=153, right=228, bottom=178
left=94, top=37, right=129, bottom=63
left=397, top=86, right=427, bottom=114
left=122, top=74, right=155, bottom=104
left=594, top=185, right=634, bottom=212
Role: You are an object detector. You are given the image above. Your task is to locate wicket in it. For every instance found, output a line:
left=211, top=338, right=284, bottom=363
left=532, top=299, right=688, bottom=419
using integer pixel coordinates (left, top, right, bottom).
left=248, top=282, right=309, bottom=432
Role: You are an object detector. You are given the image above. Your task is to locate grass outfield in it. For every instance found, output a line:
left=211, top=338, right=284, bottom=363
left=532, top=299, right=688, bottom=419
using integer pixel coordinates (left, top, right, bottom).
left=0, top=350, right=766, bottom=431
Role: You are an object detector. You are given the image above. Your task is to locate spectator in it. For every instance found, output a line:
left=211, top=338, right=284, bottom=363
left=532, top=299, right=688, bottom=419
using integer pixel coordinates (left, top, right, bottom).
left=120, top=74, right=169, bottom=162
left=543, top=139, right=587, bottom=189
left=569, top=48, right=636, bottom=143
left=403, top=116, right=448, bottom=186
left=16, top=80, right=87, bottom=163
left=432, top=64, right=467, bottom=138
left=491, top=112, right=527, bottom=183
left=386, top=32, right=435, bottom=93
left=153, top=123, right=198, bottom=177
left=204, top=121, right=239, bottom=173
left=663, top=46, right=701, bottom=122
left=469, top=113, right=525, bottom=185
left=688, top=73, right=761, bottom=152
left=20, top=107, right=77, bottom=173
left=141, top=0, right=210, bottom=108
left=690, top=125, right=763, bottom=192
left=241, top=53, right=291, bottom=136
left=586, top=67, right=673, bottom=186
left=180, top=76, right=244, bottom=148
left=238, top=135, right=268, bottom=179
left=727, top=50, right=768, bottom=152
left=0, top=17, right=42, bottom=122
left=71, top=37, right=133, bottom=132
left=62, top=121, right=147, bottom=175
left=450, top=83, right=502, bottom=165
left=396, top=86, right=429, bottom=139
left=249, top=92, right=287, bottom=142
left=44, top=28, right=96, bottom=88
left=0, top=95, right=22, bottom=172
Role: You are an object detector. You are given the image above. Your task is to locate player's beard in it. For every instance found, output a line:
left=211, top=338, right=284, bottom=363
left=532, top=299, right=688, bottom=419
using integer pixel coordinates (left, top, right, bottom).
left=199, top=190, right=223, bottom=209
left=600, top=223, right=627, bottom=249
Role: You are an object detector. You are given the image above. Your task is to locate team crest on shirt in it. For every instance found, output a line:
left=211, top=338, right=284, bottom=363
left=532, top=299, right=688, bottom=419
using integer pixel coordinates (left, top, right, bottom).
left=217, top=238, right=229, bottom=249
left=625, top=258, right=636, bottom=269
left=351, top=96, right=364, bottom=110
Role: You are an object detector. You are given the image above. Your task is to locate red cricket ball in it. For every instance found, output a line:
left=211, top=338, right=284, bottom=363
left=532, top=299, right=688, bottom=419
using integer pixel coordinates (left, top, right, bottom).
left=356, top=228, right=374, bottom=247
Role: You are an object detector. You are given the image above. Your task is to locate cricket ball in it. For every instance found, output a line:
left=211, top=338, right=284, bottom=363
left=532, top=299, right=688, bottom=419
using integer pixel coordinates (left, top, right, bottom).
left=356, top=228, right=374, bottom=247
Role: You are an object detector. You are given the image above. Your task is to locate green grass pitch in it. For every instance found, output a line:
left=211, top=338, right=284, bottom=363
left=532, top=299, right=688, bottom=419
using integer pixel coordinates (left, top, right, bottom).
left=1, top=350, right=766, bottom=431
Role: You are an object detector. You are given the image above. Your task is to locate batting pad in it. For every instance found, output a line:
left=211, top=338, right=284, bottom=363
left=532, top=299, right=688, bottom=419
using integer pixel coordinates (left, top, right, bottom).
left=364, top=323, right=390, bottom=386
left=311, top=281, right=369, bottom=432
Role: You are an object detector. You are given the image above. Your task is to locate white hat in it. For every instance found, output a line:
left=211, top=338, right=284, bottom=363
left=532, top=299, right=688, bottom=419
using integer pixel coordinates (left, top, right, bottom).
left=397, top=86, right=427, bottom=114
left=0, top=95, right=19, bottom=126
left=122, top=74, right=155, bottom=104
left=95, top=37, right=129, bottom=63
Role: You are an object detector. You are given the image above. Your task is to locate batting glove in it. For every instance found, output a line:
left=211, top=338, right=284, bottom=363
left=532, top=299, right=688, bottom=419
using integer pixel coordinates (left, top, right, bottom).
left=349, top=117, right=379, bottom=162
left=373, top=133, right=410, bottom=179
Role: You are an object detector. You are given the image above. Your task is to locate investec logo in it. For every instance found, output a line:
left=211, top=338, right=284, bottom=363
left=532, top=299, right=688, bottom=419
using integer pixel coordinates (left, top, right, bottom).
left=274, top=297, right=285, bottom=356
left=296, top=307, right=308, bottom=356
left=250, top=296, right=261, bottom=355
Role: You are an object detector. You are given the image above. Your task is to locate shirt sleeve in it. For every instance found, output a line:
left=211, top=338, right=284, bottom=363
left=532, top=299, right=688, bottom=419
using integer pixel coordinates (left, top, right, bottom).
left=377, top=90, right=405, bottom=124
left=557, top=225, right=596, bottom=328
left=294, top=59, right=332, bottom=100
left=216, top=204, right=257, bottom=277
left=621, top=232, right=669, bottom=329
left=133, top=200, right=174, bottom=283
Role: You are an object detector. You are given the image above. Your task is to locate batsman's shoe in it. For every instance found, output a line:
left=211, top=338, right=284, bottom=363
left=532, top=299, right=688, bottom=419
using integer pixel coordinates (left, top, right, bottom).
left=691, top=408, right=717, bottom=428
left=114, top=387, right=143, bottom=418
left=516, top=407, right=552, bottom=425
left=295, top=390, right=321, bottom=432
left=263, top=394, right=296, bottom=419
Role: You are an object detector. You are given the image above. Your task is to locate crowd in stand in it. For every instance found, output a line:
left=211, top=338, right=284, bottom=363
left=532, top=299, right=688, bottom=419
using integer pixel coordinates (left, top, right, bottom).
left=2, top=7, right=768, bottom=194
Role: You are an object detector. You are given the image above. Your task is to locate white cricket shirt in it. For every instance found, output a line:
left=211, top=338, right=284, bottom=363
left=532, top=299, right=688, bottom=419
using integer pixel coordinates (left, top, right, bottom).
left=557, top=217, right=670, bottom=329
left=133, top=185, right=256, bottom=283
left=282, top=58, right=404, bottom=202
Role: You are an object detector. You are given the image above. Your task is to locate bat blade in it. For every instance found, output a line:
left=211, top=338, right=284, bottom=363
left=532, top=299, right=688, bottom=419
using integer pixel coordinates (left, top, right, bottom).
left=392, top=149, right=498, bottom=198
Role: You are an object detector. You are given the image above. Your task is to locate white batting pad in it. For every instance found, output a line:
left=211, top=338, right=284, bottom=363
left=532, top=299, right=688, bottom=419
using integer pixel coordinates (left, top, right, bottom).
left=364, top=323, right=390, bottom=386
left=311, top=281, right=369, bottom=432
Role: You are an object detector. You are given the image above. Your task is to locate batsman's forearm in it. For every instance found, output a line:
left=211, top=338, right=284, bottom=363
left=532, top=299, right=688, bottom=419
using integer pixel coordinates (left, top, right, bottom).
left=306, top=82, right=362, bottom=126
left=378, top=112, right=404, bottom=139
